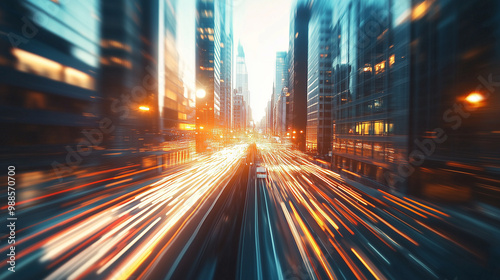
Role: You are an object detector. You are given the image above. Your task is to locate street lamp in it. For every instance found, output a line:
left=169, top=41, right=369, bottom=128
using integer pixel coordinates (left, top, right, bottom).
left=139, top=106, right=150, bottom=111
left=196, top=89, right=206, bottom=99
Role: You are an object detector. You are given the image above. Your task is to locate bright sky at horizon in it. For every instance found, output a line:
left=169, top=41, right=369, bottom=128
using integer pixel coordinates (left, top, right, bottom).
left=177, top=0, right=292, bottom=123
left=233, top=0, right=292, bottom=123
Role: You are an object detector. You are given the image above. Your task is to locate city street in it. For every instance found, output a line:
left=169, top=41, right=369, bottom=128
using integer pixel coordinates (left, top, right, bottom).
left=2, top=143, right=499, bottom=279
left=2, top=1, right=500, bottom=279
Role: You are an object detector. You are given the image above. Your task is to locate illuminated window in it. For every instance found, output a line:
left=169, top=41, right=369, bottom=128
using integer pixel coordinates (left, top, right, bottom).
left=389, top=54, right=395, bottom=67
left=65, top=67, right=94, bottom=90
left=202, top=10, right=213, bottom=18
left=109, top=57, right=132, bottom=69
left=412, top=0, right=431, bottom=21
left=375, top=61, right=385, bottom=74
left=101, top=40, right=131, bottom=51
left=373, top=121, right=384, bottom=135
left=13, top=48, right=63, bottom=80
left=295, top=32, right=299, bottom=38
left=12, top=48, right=95, bottom=90
left=207, top=35, right=214, bottom=41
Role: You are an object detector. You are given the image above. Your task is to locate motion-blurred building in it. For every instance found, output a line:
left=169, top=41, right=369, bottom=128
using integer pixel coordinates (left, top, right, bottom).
left=306, top=0, right=333, bottom=156
left=195, top=0, right=220, bottom=133
left=274, top=52, right=288, bottom=137
left=330, top=0, right=500, bottom=206
left=196, top=0, right=233, bottom=152
left=0, top=1, right=101, bottom=169
left=330, top=0, right=410, bottom=191
left=100, top=0, right=148, bottom=150
left=235, top=41, right=250, bottom=127
left=288, top=0, right=311, bottom=151
left=219, top=0, right=233, bottom=130
left=100, top=0, right=191, bottom=160
left=233, top=91, right=246, bottom=131
left=407, top=0, right=500, bottom=204
left=266, top=92, right=274, bottom=135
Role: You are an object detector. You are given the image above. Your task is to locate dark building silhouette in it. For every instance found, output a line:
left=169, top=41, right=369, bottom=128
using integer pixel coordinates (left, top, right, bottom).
left=0, top=1, right=101, bottom=169
left=288, top=0, right=311, bottom=151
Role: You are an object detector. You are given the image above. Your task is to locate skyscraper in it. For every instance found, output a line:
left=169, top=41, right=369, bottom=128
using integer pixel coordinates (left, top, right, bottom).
left=288, top=1, right=311, bottom=151
left=274, top=51, right=288, bottom=136
left=306, top=0, right=333, bottom=156
left=0, top=1, right=101, bottom=169
left=330, top=0, right=410, bottom=191
left=219, top=0, right=233, bottom=130
left=233, top=91, right=246, bottom=130
left=235, top=42, right=250, bottom=127
left=407, top=0, right=500, bottom=202
left=196, top=0, right=221, bottom=132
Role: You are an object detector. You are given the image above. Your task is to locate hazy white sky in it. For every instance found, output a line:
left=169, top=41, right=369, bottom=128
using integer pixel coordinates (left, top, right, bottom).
left=177, top=0, right=292, bottom=123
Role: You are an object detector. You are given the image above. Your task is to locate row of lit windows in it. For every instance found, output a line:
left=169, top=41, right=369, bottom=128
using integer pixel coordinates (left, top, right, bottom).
left=197, top=27, right=214, bottom=34
left=199, top=34, right=215, bottom=41
left=201, top=10, right=213, bottom=18
left=335, top=120, right=393, bottom=135
left=101, top=56, right=132, bottom=69
left=334, top=139, right=395, bottom=163
left=13, top=48, right=95, bottom=90
left=101, top=39, right=131, bottom=51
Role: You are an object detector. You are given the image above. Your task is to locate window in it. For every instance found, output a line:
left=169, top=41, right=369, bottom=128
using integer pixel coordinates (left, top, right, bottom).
left=374, top=142, right=385, bottom=161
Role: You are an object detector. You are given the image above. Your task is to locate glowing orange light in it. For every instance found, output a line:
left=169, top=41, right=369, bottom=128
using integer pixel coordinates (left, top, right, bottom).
left=196, top=89, right=206, bottom=98
left=465, top=92, right=485, bottom=104
left=139, top=106, right=150, bottom=111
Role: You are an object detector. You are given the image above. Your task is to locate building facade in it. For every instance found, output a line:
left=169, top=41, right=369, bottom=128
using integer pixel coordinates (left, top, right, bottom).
left=196, top=0, right=221, bottom=132
left=235, top=42, right=250, bottom=127
left=288, top=1, right=310, bottom=151
left=274, top=51, right=288, bottom=136
left=330, top=0, right=411, bottom=191
left=306, top=1, right=333, bottom=156
left=0, top=0, right=101, bottom=169
left=219, top=0, right=233, bottom=130
left=233, top=91, right=246, bottom=131
left=406, top=0, right=500, bottom=203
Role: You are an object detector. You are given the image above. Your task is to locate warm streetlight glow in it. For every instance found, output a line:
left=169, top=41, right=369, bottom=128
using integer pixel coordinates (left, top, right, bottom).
left=300, top=130, right=303, bottom=133
left=293, top=131, right=296, bottom=134
left=196, top=89, right=206, bottom=98
left=139, top=106, right=150, bottom=111
left=465, top=92, right=485, bottom=104
left=200, top=126, right=204, bottom=130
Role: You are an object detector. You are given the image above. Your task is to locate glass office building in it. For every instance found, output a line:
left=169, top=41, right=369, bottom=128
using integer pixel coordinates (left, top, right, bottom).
left=0, top=0, right=101, bottom=169
left=307, top=0, right=333, bottom=156
left=407, top=0, right=500, bottom=203
left=330, top=0, right=411, bottom=191
left=288, top=0, right=310, bottom=151
left=219, top=0, right=233, bottom=130
left=274, top=51, right=288, bottom=136
left=196, top=0, right=222, bottom=131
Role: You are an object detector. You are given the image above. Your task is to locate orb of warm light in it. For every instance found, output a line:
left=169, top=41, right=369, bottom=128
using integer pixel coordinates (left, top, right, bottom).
left=196, top=89, right=206, bottom=98
left=465, top=92, right=485, bottom=104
